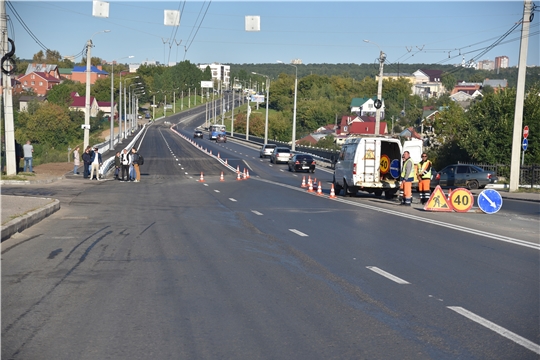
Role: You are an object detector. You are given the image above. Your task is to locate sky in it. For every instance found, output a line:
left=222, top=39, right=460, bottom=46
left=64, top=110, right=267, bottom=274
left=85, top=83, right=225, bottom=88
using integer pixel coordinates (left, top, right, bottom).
left=7, top=1, right=540, bottom=68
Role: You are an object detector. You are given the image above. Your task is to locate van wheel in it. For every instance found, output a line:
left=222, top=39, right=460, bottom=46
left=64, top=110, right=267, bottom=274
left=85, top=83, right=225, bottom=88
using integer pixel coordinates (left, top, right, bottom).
left=384, top=189, right=397, bottom=200
left=343, top=181, right=353, bottom=197
left=374, top=190, right=383, bottom=197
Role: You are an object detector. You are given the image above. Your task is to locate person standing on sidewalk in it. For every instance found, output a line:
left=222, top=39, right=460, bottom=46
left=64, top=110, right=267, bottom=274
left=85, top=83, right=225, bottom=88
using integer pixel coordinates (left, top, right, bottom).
left=400, top=151, right=414, bottom=206
left=82, top=146, right=92, bottom=178
left=131, top=147, right=141, bottom=182
left=23, top=140, right=34, bottom=173
left=120, top=148, right=131, bottom=181
left=417, top=153, right=432, bottom=205
left=90, top=146, right=103, bottom=180
left=73, top=146, right=80, bottom=175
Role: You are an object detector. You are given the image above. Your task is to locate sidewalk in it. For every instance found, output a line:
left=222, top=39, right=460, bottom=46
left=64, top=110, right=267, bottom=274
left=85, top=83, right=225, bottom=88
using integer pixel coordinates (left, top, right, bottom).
left=2, top=165, right=539, bottom=242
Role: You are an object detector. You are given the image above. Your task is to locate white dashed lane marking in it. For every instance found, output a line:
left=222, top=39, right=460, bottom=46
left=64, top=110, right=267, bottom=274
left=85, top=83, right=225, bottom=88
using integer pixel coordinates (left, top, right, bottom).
left=366, top=266, right=411, bottom=284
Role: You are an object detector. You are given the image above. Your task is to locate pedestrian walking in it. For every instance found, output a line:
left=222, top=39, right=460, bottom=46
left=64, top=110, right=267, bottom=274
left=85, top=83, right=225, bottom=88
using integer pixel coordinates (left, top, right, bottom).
left=131, top=147, right=141, bottom=182
left=114, top=151, right=121, bottom=180
left=90, top=146, right=103, bottom=180
left=82, top=146, right=92, bottom=178
left=73, top=146, right=80, bottom=175
left=400, top=151, right=414, bottom=206
left=22, top=140, right=34, bottom=173
left=120, top=149, right=131, bottom=181
left=417, top=153, right=432, bottom=205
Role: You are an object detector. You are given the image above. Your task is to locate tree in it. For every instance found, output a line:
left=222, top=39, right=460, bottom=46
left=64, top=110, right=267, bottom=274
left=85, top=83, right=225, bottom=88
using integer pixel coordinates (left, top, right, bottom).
left=15, top=103, right=76, bottom=147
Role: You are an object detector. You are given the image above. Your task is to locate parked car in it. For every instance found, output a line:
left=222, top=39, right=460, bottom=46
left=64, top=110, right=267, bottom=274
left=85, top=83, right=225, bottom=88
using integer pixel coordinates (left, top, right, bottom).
left=432, top=164, right=497, bottom=190
left=270, top=147, right=292, bottom=164
left=288, top=154, right=316, bottom=173
left=194, top=130, right=203, bottom=138
left=216, top=134, right=227, bottom=143
left=260, top=144, right=277, bottom=158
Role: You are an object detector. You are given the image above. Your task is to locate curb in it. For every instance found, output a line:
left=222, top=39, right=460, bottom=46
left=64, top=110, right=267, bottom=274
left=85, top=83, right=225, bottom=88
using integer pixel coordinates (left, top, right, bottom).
left=0, top=175, right=65, bottom=185
left=1, top=199, right=60, bottom=242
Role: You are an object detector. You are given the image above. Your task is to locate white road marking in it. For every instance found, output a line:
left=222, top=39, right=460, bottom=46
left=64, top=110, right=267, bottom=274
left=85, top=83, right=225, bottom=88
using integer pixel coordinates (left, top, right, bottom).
left=252, top=177, right=540, bottom=251
left=251, top=210, right=263, bottom=215
left=229, top=198, right=237, bottom=202
left=448, top=306, right=540, bottom=354
left=214, top=190, right=220, bottom=193
left=204, top=184, right=208, bottom=186
left=366, top=266, right=411, bottom=284
left=289, top=229, right=309, bottom=237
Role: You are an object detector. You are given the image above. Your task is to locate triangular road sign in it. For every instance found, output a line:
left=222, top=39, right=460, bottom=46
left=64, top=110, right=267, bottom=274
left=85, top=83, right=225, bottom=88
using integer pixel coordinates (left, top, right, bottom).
left=424, top=185, right=453, bottom=212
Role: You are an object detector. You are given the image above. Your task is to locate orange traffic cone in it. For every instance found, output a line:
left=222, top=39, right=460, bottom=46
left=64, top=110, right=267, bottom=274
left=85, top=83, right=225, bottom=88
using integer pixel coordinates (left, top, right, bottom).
left=243, top=168, right=247, bottom=180
left=301, top=176, right=306, bottom=188
left=317, top=182, right=323, bottom=196
left=225, top=159, right=228, bottom=165
left=199, top=172, right=205, bottom=182
left=236, top=165, right=240, bottom=173
left=217, top=152, right=220, bottom=158
left=329, top=184, right=337, bottom=199
left=307, top=179, right=314, bottom=192
left=236, top=171, right=242, bottom=181
left=246, top=169, right=250, bottom=179
left=220, top=172, right=225, bottom=181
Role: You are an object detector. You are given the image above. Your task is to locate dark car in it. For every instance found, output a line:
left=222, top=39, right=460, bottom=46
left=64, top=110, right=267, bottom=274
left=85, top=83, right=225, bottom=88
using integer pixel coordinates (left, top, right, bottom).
left=288, top=154, right=316, bottom=173
left=194, top=130, right=203, bottom=138
left=216, top=134, right=227, bottom=143
left=433, top=164, right=497, bottom=190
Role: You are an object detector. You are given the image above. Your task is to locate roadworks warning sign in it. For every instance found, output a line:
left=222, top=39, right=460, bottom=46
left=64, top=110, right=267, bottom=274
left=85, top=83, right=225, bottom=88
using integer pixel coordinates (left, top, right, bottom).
left=424, top=185, right=453, bottom=212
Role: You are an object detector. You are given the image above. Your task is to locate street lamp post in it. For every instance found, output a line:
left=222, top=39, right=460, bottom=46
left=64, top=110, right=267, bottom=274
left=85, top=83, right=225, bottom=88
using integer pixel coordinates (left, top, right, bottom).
left=110, top=55, right=133, bottom=149
left=84, top=30, right=110, bottom=150
left=123, top=77, right=139, bottom=139
left=252, top=72, right=270, bottom=145
left=277, top=61, right=297, bottom=151
left=364, top=39, right=386, bottom=136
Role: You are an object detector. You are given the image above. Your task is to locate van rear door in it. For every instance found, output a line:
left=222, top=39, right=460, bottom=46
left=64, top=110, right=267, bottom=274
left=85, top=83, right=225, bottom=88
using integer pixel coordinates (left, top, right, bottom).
left=359, top=138, right=378, bottom=183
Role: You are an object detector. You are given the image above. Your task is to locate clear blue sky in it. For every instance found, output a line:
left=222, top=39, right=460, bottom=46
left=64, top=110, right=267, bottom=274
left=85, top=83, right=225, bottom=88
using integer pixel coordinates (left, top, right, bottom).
left=8, top=1, right=539, bottom=67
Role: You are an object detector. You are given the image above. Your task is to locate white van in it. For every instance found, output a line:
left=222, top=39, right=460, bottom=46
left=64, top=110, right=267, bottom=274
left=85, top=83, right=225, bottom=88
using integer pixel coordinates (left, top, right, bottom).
left=333, top=136, right=422, bottom=199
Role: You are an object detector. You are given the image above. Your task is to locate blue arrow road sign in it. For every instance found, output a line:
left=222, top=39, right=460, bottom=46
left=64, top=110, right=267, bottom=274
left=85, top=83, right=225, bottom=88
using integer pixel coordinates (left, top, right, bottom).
left=477, top=189, right=503, bottom=214
left=522, top=138, right=528, bottom=151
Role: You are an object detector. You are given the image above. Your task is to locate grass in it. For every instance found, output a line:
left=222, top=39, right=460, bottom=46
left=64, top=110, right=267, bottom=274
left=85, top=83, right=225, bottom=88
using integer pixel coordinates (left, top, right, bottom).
left=0, top=172, right=36, bottom=181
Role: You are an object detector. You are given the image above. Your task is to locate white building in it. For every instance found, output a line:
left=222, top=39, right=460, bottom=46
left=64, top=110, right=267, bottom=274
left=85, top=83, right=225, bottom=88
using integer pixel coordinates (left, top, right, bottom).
left=198, top=62, right=230, bottom=90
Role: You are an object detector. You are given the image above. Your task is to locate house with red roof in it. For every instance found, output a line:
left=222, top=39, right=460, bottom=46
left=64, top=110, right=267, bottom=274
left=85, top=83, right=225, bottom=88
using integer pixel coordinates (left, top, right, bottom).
left=337, top=115, right=387, bottom=136
left=17, top=71, right=61, bottom=96
left=69, top=92, right=100, bottom=117
left=97, top=101, right=118, bottom=119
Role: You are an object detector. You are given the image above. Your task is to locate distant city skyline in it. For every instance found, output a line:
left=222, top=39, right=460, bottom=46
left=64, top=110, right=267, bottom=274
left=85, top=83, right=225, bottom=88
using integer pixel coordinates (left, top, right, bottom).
left=9, top=1, right=539, bottom=67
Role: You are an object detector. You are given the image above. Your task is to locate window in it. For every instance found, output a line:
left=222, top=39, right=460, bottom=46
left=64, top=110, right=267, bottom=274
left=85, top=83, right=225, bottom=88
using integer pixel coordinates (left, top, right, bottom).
left=39, top=82, right=43, bottom=86
left=31, top=81, right=35, bottom=85
left=457, top=166, right=470, bottom=174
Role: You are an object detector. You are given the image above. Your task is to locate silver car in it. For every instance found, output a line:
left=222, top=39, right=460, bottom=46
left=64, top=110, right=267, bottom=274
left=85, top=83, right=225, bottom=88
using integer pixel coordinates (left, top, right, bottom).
left=270, top=147, right=292, bottom=164
left=260, top=144, right=277, bottom=158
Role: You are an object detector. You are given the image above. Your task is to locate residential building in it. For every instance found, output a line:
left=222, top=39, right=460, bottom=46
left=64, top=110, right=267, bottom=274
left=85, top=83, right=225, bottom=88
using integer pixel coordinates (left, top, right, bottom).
left=25, top=63, right=61, bottom=79
left=69, top=92, right=100, bottom=117
left=483, top=78, right=508, bottom=92
left=17, top=71, right=61, bottom=96
left=477, top=60, right=495, bottom=71
left=350, top=97, right=385, bottom=119
left=97, top=101, right=118, bottom=119
left=451, top=82, right=482, bottom=95
left=198, top=62, right=230, bottom=90
left=19, top=95, right=47, bottom=112
left=71, top=65, right=108, bottom=85
left=337, top=115, right=388, bottom=136
left=495, top=56, right=509, bottom=70
left=379, top=72, right=416, bottom=94
left=59, top=68, right=73, bottom=80
left=412, top=69, right=445, bottom=98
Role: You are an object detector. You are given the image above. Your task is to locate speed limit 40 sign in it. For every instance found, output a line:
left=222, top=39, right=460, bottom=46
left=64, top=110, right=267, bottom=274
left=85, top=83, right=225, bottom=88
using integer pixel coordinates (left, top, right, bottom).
left=449, top=188, right=474, bottom=212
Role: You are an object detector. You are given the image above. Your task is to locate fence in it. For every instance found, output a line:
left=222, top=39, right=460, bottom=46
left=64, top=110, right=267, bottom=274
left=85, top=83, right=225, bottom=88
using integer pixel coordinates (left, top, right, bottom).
left=458, top=162, right=540, bottom=187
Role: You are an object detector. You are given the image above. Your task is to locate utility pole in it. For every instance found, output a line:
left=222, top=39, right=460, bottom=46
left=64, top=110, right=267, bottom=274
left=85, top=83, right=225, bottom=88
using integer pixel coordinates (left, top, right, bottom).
left=83, top=38, right=92, bottom=150
left=509, top=0, right=532, bottom=192
left=1, top=0, right=16, bottom=175
left=375, top=50, right=386, bottom=136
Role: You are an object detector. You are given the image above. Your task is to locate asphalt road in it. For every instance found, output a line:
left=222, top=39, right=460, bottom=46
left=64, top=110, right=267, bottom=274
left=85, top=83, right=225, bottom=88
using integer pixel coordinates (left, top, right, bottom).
left=2, top=111, right=539, bottom=359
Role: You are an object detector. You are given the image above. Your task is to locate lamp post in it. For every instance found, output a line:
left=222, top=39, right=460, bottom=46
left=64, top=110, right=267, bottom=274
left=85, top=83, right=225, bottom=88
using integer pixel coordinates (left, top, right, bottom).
left=252, top=72, right=270, bottom=145
left=123, top=76, right=139, bottom=139
left=364, top=39, right=386, bottom=136
left=83, top=30, right=110, bottom=150
left=110, top=55, right=133, bottom=149
left=277, top=60, right=297, bottom=151
left=128, top=83, right=142, bottom=135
